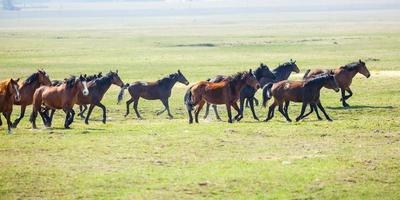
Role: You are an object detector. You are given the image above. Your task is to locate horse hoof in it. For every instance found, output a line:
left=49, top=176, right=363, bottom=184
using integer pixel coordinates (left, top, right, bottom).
left=327, top=118, right=333, bottom=122
left=85, top=121, right=89, bottom=125
left=254, top=117, right=259, bottom=121
left=102, top=121, right=106, bottom=124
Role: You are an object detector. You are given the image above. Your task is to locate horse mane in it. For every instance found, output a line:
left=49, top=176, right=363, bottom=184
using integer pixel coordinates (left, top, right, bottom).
left=157, top=73, right=177, bottom=84
left=341, top=62, right=360, bottom=71
left=23, top=72, right=39, bottom=85
left=0, top=79, right=11, bottom=94
left=304, top=74, right=332, bottom=87
left=227, top=71, right=247, bottom=94
left=274, top=62, right=292, bottom=72
left=65, top=76, right=77, bottom=88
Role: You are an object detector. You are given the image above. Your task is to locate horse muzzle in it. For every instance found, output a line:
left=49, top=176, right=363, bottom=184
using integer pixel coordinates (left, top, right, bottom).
left=334, top=88, right=340, bottom=92
left=82, top=90, right=89, bottom=96
left=184, top=81, right=190, bottom=86
left=15, top=95, right=21, bottom=102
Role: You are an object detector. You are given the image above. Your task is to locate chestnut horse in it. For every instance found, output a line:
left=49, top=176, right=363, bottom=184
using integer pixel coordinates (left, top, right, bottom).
left=185, top=69, right=260, bottom=124
left=303, top=60, right=370, bottom=107
left=262, top=74, right=339, bottom=122
left=11, top=70, right=51, bottom=128
left=118, top=70, right=189, bottom=119
left=0, top=78, right=20, bottom=133
left=30, top=75, right=89, bottom=129
left=76, top=71, right=124, bottom=124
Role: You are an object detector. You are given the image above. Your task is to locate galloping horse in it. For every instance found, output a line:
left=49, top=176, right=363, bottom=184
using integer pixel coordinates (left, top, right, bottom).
left=185, top=69, right=260, bottom=124
left=0, top=78, right=20, bottom=133
left=303, top=60, right=370, bottom=107
left=250, top=59, right=300, bottom=106
left=76, top=71, right=124, bottom=124
left=30, top=75, right=89, bottom=129
left=262, top=74, right=339, bottom=122
left=203, top=63, right=275, bottom=121
left=118, top=70, right=189, bottom=119
left=12, top=70, right=51, bottom=128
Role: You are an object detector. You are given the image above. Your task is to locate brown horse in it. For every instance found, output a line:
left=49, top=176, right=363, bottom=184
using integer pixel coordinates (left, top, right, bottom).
left=76, top=71, right=124, bottom=124
left=262, top=74, right=339, bottom=122
left=118, top=70, right=189, bottom=119
left=11, top=70, right=51, bottom=128
left=30, top=75, right=89, bottom=129
left=185, top=69, right=260, bottom=124
left=303, top=60, right=370, bottom=107
left=0, top=78, right=20, bottom=133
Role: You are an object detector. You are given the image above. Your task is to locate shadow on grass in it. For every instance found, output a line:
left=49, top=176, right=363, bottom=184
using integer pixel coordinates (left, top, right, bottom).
left=326, top=105, right=395, bottom=110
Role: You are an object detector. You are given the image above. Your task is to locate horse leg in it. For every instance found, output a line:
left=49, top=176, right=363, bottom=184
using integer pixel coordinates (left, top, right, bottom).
left=226, top=103, right=233, bottom=123
left=12, top=105, right=26, bottom=128
left=194, top=100, right=205, bottom=123
left=78, top=105, right=87, bottom=119
left=133, top=98, right=143, bottom=119
left=68, top=108, right=76, bottom=127
left=264, top=100, right=277, bottom=122
left=249, top=97, right=259, bottom=121
left=3, top=112, right=12, bottom=134
left=234, top=98, right=245, bottom=121
left=124, top=98, right=134, bottom=117
left=84, top=104, right=96, bottom=125
left=301, top=105, right=315, bottom=120
left=30, top=109, right=38, bottom=129
left=253, top=97, right=259, bottom=106
left=64, top=110, right=71, bottom=129
left=232, top=102, right=242, bottom=122
left=98, top=103, right=107, bottom=124
left=340, top=88, right=350, bottom=107
left=278, top=103, right=291, bottom=122
left=344, top=87, right=353, bottom=101
left=296, top=102, right=308, bottom=122
left=203, top=103, right=210, bottom=119
left=213, top=105, right=221, bottom=121
left=317, top=102, right=332, bottom=121
left=161, top=98, right=173, bottom=119
left=0, top=115, right=2, bottom=126
left=312, top=104, right=323, bottom=120
left=284, top=101, right=291, bottom=120
left=39, top=110, right=51, bottom=127
left=48, top=109, right=55, bottom=127
left=245, top=98, right=250, bottom=108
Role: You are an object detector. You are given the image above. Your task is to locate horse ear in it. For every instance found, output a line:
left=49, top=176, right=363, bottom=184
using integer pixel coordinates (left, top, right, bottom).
left=359, top=59, right=362, bottom=63
left=293, top=60, right=296, bottom=63
left=116, top=70, right=118, bottom=74
left=178, top=69, right=181, bottom=74
left=249, top=69, right=252, bottom=73
left=15, top=78, right=20, bottom=82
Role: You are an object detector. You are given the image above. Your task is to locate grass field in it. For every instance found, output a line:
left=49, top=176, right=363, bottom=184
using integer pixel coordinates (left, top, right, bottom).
left=0, top=3, right=400, bottom=199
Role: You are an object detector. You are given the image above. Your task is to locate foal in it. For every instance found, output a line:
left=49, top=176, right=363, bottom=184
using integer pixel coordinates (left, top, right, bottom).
left=118, top=70, right=189, bottom=119
left=12, top=70, right=51, bottom=128
left=0, top=78, right=20, bottom=133
left=185, top=69, right=260, bottom=124
left=30, top=75, right=89, bottom=129
left=263, top=74, right=339, bottom=122
left=303, top=60, right=370, bottom=107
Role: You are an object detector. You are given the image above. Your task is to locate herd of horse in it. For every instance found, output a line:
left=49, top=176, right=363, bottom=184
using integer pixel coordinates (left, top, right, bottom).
left=0, top=59, right=370, bottom=133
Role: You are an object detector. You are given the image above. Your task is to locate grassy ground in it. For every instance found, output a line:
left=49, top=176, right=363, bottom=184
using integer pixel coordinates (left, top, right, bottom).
left=0, top=7, right=400, bottom=199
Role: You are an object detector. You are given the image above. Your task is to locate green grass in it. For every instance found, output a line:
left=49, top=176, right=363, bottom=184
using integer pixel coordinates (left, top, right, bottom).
left=0, top=8, right=400, bottom=199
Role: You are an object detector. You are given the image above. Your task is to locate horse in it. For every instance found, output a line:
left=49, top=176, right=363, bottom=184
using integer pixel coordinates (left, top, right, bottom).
left=76, top=71, right=124, bottom=124
left=118, top=70, right=189, bottom=119
left=185, top=69, right=260, bottom=124
left=30, top=75, right=89, bottom=129
left=203, top=63, right=276, bottom=121
left=11, top=70, right=51, bottom=128
left=0, top=78, right=20, bottom=133
left=251, top=59, right=300, bottom=106
left=262, top=74, right=339, bottom=122
left=303, top=59, right=370, bottom=107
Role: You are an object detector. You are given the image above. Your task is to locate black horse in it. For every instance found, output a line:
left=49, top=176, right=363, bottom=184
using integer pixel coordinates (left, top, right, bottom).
left=203, top=63, right=276, bottom=121
left=251, top=59, right=300, bottom=106
left=118, top=70, right=189, bottom=119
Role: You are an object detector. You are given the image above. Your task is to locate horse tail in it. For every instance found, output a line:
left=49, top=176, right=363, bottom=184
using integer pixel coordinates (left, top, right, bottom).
left=184, top=86, right=194, bottom=111
left=117, top=83, right=129, bottom=104
left=303, top=69, right=311, bottom=80
left=262, top=83, right=273, bottom=107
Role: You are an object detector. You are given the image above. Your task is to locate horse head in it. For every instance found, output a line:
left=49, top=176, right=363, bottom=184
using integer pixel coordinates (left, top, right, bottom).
left=176, top=70, right=190, bottom=85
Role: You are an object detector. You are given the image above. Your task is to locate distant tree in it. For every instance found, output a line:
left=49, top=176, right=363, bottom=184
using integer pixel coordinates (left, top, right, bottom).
left=3, top=0, right=19, bottom=10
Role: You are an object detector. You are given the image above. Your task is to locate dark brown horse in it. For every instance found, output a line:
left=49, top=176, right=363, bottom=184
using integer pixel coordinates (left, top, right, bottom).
left=185, top=70, right=260, bottom=123
left=76, top=71, right=124, bottom=124
left=30, top=75, right=89, bottom=129
left=303, top=60, right=370, bottom=107
left=0, top=78, right=20, bottom=133
left=203, top=63, right=276, bottom=121
left=118, top=70, right=189, bottom=119
left=262, top=74, right=339, bottom=122
left=11, top=70, right=51, bottom=128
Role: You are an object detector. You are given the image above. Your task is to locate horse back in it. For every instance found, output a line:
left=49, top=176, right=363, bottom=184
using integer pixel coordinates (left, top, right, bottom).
left=272, top=80, right=305, bottom=103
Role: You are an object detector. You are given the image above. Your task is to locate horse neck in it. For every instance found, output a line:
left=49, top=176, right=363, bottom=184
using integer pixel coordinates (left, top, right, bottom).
left=20, top=79, right=40, bottom=91
left=273, top=66, right=292, bottom=81
left=162, top=77, right=178, bottom=90
left=233, top=78, right=247, bottom=93
left=96, top=76, right=113, bottom=92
